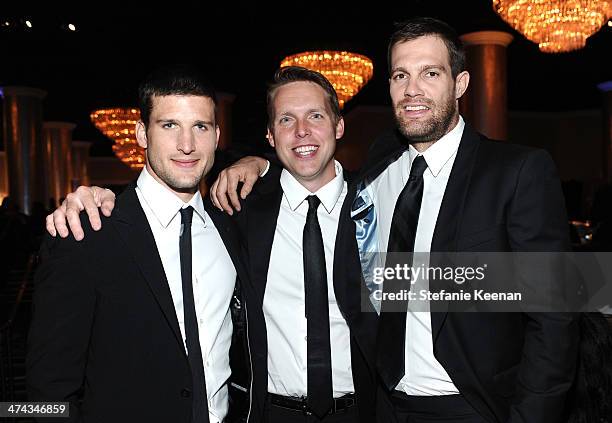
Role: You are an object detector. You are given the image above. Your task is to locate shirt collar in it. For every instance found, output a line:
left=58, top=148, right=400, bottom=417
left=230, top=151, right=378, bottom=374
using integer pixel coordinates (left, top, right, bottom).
left=280, top=160, right=345, bottom=214
left=408, top=115, right=465, bottom=177
left=136, top=167, right=206, bottom=228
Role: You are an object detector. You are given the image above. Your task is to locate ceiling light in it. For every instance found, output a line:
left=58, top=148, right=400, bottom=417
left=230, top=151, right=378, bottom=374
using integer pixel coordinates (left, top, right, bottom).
left=280, top=51, right=374, bottom=108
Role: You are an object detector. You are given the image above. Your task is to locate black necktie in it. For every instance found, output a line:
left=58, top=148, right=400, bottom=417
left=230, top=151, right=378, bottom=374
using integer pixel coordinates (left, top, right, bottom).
left=180, top=206, right=209, bottom=423
left=377, top=155, right=428, bottom=391
left=303, top=195, right=334, bottom=418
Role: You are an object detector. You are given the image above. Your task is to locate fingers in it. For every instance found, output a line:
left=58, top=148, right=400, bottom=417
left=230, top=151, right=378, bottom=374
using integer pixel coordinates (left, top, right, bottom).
left=98, top=188, right=116, bottom=217
left=52, top=201, right=71, bottom=239
left=240, top=172, right=258, bottom=200
left=82, top=186, right=102, bottom=231
left=210, top=176, right=221, bottom=210
left=226, top=171, right=242, bottom=212
left=44, top=186, right=114, bottom=241
left=210, top=157, right=265, bottom=215
left=45, top=213, right=57, bottom=237
left=215, top=171, right=234, bottom=215
left=64, top=192, right=86, bottom=241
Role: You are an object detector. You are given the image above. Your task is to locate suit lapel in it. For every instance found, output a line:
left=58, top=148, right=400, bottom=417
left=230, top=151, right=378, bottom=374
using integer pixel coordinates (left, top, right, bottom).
left=246, top=179, right=283, bottom=306
left=204, top=198, right=248, bottom=284
left=111, top=184, right=185, bottom=351
left=334, top=183, right=378, bottom=371
left=429, top=124, right=481, bottom=342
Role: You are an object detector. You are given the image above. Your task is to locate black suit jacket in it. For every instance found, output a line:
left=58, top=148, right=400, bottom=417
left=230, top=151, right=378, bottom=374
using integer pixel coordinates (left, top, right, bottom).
left=352, top=124, right=579, bottom=423
left=232, top=166, right=379, bottom=423
left=27, top=184, right=249, bottom=422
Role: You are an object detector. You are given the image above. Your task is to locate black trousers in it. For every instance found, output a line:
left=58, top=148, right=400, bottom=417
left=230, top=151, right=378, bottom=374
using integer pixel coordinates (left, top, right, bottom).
left=390, top=391, right=487, bottom=423
left=264, top=395, right=359, bottom=423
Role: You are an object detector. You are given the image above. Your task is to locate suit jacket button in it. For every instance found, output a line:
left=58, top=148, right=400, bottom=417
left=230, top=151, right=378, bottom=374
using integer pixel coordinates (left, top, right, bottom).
left=181, top=388, right=192, bottom=398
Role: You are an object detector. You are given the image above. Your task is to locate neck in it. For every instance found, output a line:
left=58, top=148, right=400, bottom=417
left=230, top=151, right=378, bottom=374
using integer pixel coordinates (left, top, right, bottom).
left=298, top=177, right=333, bottom=193
left=145, top=164, right=198, bottom=203
left=293, top=162, right=336, bottom=193
left=174, top=189, right=197, bottom=203
left=412, top=140, right=435, bottom=153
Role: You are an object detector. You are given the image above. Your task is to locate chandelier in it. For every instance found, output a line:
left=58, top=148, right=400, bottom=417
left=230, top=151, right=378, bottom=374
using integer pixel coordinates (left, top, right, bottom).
left=90, top=108, right=145, bottom=169
left=493, top=0, right=611, bottom=53
left=280, top=51, right=374, bottom=107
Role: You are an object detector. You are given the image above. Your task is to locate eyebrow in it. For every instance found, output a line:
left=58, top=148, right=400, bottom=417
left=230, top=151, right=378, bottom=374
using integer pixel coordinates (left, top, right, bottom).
left=391, top=64, right=447, bottom=74
left=155, top=118, right=215, bottom=126
left=193, top=120, right=215, bottom=126
left=277, top=108, right=327, bottom=117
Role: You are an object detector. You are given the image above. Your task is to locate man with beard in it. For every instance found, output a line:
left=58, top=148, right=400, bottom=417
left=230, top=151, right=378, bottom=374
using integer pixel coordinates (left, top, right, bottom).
left=345, top=17, right=578, bottom=423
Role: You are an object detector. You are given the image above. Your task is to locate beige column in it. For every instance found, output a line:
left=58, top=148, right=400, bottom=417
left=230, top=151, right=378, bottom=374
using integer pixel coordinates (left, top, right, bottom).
left=216, top=92, right=235, bottom=150
left=598, top=81, right=612, bottom=183
left=72, top=140, right=93, bottom=189
left=42, top=121, right=76, bottom=207
left=1, top=86, right=47, bottom=215
left=459, top=31, right=513, bottom=140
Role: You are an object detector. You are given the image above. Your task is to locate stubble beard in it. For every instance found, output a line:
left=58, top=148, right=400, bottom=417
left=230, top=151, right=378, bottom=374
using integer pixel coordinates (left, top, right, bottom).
left=394, top=97, right=458, bottom=145
left=148, top=157, right=205, bottom=194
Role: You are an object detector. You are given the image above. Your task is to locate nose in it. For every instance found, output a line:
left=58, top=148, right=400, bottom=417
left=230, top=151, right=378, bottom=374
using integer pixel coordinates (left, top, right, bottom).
left=295, top=119, right=311, bottom=138
left=177, top=129, right=196, bottom=154
left=403, top=76, right=424, bottom=98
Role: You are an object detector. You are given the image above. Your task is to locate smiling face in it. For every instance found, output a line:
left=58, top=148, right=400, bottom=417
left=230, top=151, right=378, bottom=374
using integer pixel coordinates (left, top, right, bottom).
left=389, top=35, right=469, bottom=150
left=267, top=81, right=344, bottom=192
left=136, top=94, right=219, bottom=201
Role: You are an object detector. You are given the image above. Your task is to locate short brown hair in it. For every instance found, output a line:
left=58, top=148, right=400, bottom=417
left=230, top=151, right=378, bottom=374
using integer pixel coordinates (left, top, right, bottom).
left=138, top=64, right=217, bottom=126
left=266, top=66, right=341, bottom=129
left=388, top=17, right=466, bottom=78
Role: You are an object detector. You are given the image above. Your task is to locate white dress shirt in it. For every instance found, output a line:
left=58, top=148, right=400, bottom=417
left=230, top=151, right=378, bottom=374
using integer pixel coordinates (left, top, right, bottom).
left=263, top=161, right=355, bottom=398
left=370, top=117, right=466, bottom=395
left=136, top=168, right=236, bottom=422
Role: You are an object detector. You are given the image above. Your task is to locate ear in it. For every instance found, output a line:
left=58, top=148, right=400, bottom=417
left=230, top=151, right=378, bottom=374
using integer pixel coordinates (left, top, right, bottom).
left=335, top=117, right=345, bottom=141
left=135, top=120, right=148, bottom=149
left=266, top=128, right=275, bottom=148
left=455, top=70, right=470, bottom=100
left=215, top=124, right=220, bottom=150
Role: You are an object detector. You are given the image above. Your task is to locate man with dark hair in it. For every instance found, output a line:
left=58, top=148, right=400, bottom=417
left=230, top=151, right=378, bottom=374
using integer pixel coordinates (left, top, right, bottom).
left=28, top=65, right=249, bottom=423
left=353, top=17, right=577, bottom=423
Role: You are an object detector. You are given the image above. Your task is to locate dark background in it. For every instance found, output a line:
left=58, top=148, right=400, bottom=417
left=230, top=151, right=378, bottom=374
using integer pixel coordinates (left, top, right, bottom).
left=1, top=0, right=611, bottom=156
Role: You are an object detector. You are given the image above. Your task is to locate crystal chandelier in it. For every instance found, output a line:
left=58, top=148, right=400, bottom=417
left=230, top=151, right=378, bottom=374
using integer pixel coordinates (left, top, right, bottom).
left=280, top=51, right=374, bottom=107
left=493, top=0, right=611, bottom=53
left=90, top=108, right=145, bottom=169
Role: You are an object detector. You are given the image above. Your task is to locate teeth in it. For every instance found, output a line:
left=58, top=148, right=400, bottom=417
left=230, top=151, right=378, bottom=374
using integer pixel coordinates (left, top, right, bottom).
left=294, top=145, right=318, bottom=155
left=405, top=105, right=428, bottom=111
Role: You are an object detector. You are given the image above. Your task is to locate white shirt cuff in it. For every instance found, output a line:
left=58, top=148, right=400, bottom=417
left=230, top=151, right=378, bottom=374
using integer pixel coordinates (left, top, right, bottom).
left=259, top=159, right=271, bottom=177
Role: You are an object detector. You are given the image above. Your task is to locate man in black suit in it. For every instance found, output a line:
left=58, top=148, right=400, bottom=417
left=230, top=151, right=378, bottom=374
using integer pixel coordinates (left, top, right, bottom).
left=43, top=67, right=380, bottom=423
left=27, top=65, right=249, bottom=423
left=350, top=18, right=578, bottom=423
left=229, top=67, right=378, bottom=422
